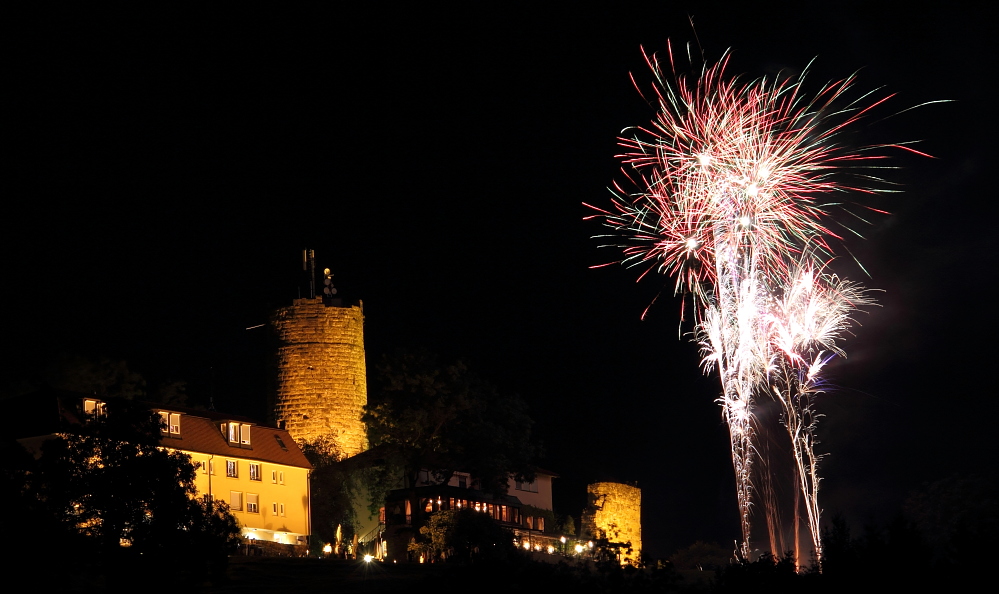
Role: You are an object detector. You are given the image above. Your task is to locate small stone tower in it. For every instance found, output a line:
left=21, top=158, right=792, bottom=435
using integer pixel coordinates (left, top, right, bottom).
left=271, top=251, right=368, bottom=457
left=583, top=482, right=642, bottom=566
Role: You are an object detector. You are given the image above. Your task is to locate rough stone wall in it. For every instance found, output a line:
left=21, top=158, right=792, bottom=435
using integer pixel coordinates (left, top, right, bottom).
left=584, top=482, right=642, bottom=566
left=271, top=297, right=367, bottom=457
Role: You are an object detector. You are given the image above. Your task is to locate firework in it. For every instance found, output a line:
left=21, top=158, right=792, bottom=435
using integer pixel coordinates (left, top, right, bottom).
left=591, top=43, right=901, bottom=562
left=759, top=260, right=872, bottom=563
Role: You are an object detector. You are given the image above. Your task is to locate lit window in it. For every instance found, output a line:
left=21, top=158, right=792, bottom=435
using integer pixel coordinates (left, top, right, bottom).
left=526, top=516, right=533, bottom=530
left=249, top=463, right=261, bottom=481
left=228, top=422, right=239, bottom=443
left=538, top=517, right=545, bottom=531
left=230, top=491, right=242, bottom=511
left=240, top=424, right=251, bottom=445
left=83, top=399, right=105, bottom=420
left=246, top=493, right=259, bottom=514
left=226, top=460, right=238, bottom=478
left=160, top=412, right=181, bottom=434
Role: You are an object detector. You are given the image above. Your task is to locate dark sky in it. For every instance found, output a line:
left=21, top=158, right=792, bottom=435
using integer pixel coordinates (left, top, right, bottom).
left=8, top=3, right=995, bottom=558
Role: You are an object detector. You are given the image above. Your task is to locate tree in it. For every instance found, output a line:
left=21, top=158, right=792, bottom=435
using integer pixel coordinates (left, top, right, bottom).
left=44, top=354, right=147, bottom=400
left=410, top=508, right=515, bottom=563
left=32, top=397, right=240, bottom=582
left=715, top=551, right=802, bottom=592
left=362, top=350, right=536, bottom=499
left=300, top=434, right=359, bottom=553
left=669, top=541, right=732, bottom=571
left=556, top=513, right=577, bottom=537
left=903, top=472, right=998, bottom=570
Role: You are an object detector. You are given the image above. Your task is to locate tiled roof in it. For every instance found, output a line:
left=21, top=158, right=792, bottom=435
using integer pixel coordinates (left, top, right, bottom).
left=159, top=413, right=311, bottom=469
left=533, top=466, right=559, bottom=478
left=145, top=402, right=257, bottom=424
left=4, top=389, right=310, bottom=470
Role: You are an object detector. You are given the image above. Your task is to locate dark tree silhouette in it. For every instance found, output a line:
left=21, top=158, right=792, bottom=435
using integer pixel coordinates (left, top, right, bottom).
left=31, top=398, right=240, bottom=585
left=362, top=350, right=536, bottom=498
left=410, top=508, right=516, bottom=563
left=300, top=434, right=359, bottom=552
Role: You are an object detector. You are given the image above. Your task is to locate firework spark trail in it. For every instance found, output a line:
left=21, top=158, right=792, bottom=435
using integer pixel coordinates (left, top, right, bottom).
left=761, top=263, right=873, bottom=563
left=591, top=43, right=899, bottom=562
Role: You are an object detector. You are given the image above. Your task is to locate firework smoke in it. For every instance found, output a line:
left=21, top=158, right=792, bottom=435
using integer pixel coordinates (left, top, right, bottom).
left=590, top=42, right=903, bottom=563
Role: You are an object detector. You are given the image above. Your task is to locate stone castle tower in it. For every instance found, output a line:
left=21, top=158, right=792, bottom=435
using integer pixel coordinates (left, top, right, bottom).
left=582, top=482, right=642, bottom=566
left=270, top=251, right=368, bottom=457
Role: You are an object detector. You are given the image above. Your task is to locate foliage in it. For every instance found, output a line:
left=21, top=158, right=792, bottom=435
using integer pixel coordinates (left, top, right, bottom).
left=556, top=513, right=577, bottom=537
left=363, top=350, right=536, bottom=499
left=32, top=354, right=193, bottom=406
left=1, top=435, right=75, bottom=581
left=669, top=541, right=732, bottom=571
left=46, top=355, right=148, bottom=399
left=903, top=472, right=998, bottom=569
left=522, top=504, right=556, bottom=533
left=29, top=397, right=240, bottom=579
left=410, top=508, right=515, bottom=563
left=714, top=551, right=802, bottom=592
left=820, top=513, right=944, bottom=589
left=300, top=434, right=358, bottom=550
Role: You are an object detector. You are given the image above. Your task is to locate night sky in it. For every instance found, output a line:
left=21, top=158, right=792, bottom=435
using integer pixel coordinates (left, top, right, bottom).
left=8, top=3, right=995, bottom=559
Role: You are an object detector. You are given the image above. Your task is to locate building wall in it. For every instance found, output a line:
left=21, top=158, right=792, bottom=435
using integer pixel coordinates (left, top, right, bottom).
left=509, top=474, right=554, bottom=510
left=271, top=297, right=368, bottom=456
left=584, top=482, right=642, bottom=566
left=186, top=452, right=310, bottom=545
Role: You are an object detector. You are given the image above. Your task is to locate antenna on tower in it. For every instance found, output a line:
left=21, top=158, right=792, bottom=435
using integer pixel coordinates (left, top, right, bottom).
left=302, top=249, right=316, bottom=299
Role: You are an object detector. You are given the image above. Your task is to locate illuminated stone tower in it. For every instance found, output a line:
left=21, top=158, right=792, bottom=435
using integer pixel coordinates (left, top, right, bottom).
left=271, top=252, right=368, bottom=457
left=583, top=482, right=642, bottom=566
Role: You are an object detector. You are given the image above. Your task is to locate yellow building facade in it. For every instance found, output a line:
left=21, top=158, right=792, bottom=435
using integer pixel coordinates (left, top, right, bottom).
left=13, top=392, right=314, bottom=551
left=156, top=407, right=313, bottom=547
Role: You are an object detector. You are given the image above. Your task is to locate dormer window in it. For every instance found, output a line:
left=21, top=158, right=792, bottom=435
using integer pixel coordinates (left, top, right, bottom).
left=83, top=399, right=105, bottom=420
left=159, top=411, right=181, bottom=436
left=224, top=422, right=251, bottom=447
